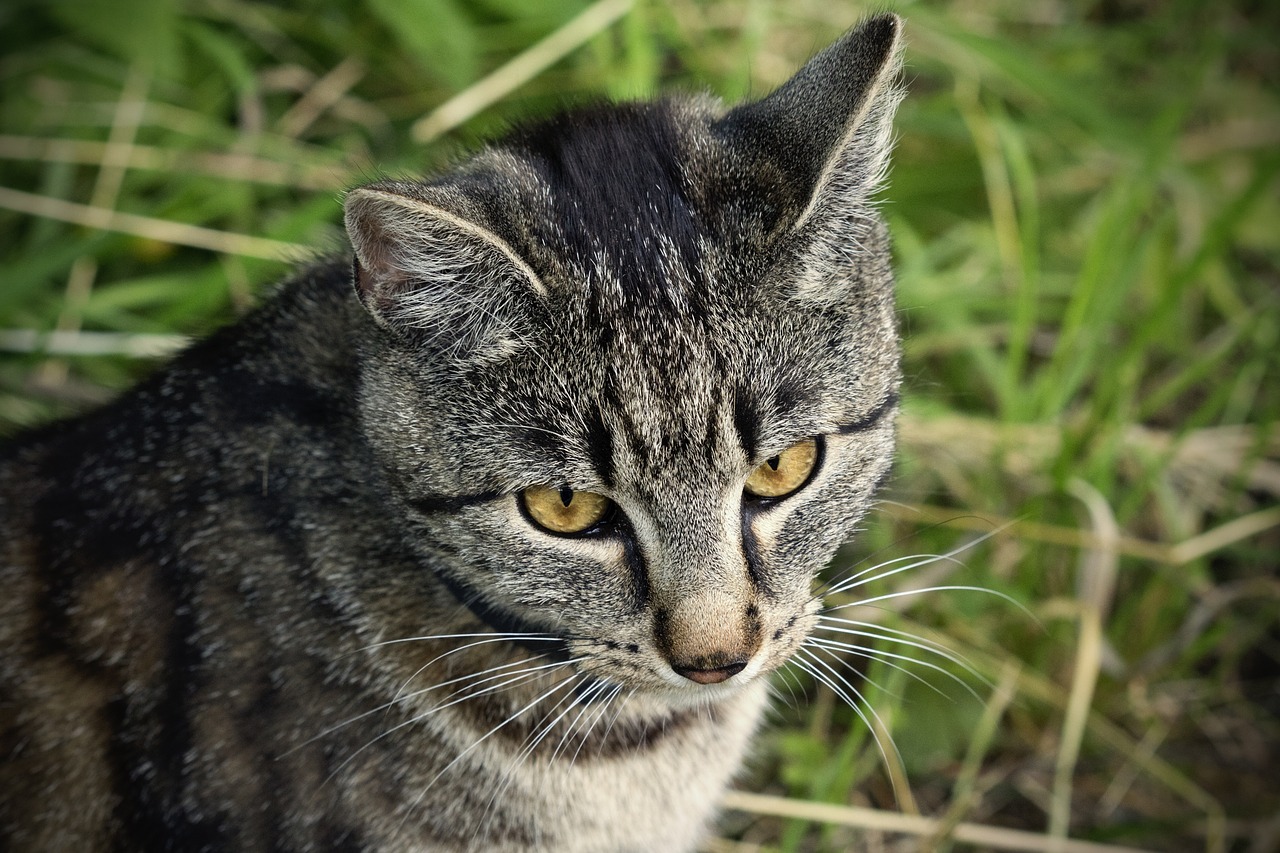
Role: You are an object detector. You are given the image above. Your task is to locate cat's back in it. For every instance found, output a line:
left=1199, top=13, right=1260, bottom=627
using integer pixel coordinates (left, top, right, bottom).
left=0, top=261, right=372, bottom=848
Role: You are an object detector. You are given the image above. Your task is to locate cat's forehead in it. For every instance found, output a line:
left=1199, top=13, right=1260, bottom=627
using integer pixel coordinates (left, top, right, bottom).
left=479, top=97, right=780, bottom=302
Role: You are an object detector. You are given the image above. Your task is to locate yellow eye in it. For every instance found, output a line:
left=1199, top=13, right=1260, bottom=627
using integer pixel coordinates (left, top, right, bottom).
left=744, top=438, right=819, bottom=499
left=521, top=485, right=612, bottom=535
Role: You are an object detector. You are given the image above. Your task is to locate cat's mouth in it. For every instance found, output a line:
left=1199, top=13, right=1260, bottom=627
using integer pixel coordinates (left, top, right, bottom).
left=560, top=616, right=816, bottom=704
left=432, top=542, right=816, bottom=698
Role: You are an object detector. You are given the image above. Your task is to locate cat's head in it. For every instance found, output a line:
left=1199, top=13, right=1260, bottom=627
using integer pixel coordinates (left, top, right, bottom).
left=345, top=15, right=903, bottom=705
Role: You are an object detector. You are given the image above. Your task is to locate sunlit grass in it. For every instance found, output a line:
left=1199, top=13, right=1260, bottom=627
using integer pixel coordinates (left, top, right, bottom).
left=1, top=0, right=1276, bottom=850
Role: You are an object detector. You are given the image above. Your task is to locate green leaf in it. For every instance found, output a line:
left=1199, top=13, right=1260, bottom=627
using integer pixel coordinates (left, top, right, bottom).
left=182, top=20, right=257, bottom=97
left=47, top=0, right=181, bottom=78
left=365, top=0, right=479, bottom=89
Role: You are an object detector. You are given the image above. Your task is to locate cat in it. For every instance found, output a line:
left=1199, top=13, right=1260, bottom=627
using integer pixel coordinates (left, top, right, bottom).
left=0, top=13, right=904, bottom=852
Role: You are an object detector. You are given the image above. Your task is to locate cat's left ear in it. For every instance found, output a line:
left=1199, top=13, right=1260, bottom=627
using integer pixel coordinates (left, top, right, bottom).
left=344, top=184, right=547, bottom=359
left=715, top=14, right=904, bottom=289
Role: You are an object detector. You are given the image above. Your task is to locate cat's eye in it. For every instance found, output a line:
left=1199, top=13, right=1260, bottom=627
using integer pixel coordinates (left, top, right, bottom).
left=521, top=485, right=613, bottom=535
left=743, top=438, right=819, bottom=500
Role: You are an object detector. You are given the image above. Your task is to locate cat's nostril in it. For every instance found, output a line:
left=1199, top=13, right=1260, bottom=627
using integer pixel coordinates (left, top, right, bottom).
left=672, top=660, right=747, bottom=685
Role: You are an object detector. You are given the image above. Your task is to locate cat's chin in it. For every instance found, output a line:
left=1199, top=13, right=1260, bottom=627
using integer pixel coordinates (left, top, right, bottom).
left=656, top=680, right=754, bottom=710
left=615, top=676, right=774, bottom=726
left=618, top=665, right=774, bottom=713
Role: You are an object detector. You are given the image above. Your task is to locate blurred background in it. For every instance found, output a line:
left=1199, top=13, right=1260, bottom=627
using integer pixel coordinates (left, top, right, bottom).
left=1, top=1, right=1276, bottom=850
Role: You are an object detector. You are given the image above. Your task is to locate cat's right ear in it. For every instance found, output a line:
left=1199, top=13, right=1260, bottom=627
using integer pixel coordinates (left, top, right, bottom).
left=344, top=185, right=547, bottom=358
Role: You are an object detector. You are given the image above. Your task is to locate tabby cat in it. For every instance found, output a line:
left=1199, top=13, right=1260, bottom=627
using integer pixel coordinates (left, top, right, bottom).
left=0, top=14, right=904, bottom=852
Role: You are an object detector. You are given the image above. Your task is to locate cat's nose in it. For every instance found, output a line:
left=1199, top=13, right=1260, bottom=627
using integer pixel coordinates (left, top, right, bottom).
left=672, top=660, right=747, bottom=685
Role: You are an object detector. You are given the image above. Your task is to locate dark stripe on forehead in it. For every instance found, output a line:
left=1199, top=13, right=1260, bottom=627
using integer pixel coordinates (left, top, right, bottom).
left=733, top=386, right=760, bottom=460
left=772, top=373, right=820, bottom=414
left=582, top=405, right=616, bottom=489
left=405, top=489, right=503, bottom=515
left=603, top=382, right=649, bottom=467
left=704, top=381, right=723, bottom=466
left=505, top=102, right=703, bottom=305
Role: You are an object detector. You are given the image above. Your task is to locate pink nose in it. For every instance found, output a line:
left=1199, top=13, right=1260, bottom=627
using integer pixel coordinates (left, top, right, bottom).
left=672, top=660, right=747, bottom=685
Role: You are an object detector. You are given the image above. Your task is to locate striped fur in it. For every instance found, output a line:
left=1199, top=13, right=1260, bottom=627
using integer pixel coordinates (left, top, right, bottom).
left=1, top=15, right=904, bottom=852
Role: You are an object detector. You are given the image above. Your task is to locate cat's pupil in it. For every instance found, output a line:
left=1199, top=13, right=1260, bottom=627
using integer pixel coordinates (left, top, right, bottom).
left=767, top=456, right=780, bottom=471
left=559, top=486, right=574, bottom=507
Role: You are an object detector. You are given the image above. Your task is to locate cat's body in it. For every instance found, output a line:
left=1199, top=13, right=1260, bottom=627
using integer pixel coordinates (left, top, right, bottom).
left=1, top=15, right=904, bottom=852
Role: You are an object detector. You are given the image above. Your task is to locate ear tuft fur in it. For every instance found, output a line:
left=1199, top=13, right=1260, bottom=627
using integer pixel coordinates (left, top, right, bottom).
left=716, top=14, right=905, bottom=301
left=344, top=185, right=547, bottom=360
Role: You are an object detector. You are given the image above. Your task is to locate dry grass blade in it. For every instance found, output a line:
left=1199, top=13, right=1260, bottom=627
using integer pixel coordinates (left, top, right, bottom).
left=39, top=65, right=150, bottom=388
left=719, top=791, right=1158, bottom=852
left=928, top=660, right=1022, bottom=848
left=879, top=501, right=1280, bottom=568
left=0, top=186, right=309, bottom=260
left=0, top=135, right=350, bottom=189
left=1050, top=480, right=1120, bottom=841
left=276, top=57, right=366, bottom=139
left=0, top=330, right=189, bottom=358
left=412, top=0, right=633, bottom=142
left=976, top=650, right=1231, bottom=852
left=1166, top=506, right=1280, bottom=565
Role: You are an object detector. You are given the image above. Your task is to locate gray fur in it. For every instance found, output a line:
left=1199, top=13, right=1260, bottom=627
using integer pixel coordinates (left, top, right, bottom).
left=0, top=14, right=904, bottom=852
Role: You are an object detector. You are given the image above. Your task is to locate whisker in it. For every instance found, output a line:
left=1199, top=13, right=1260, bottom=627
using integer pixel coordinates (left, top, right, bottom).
left=567, top=683, right=624, bottom=767
left=807, top=641, right=910, bottom=705
left=822, top=551, right=967, bottom=598
left=288, top=655, right=570, bottom=756
left=394, top=674, right=583, bottom=840
left=345, top=631, right=562, bottom=656
left=591, top=686, right=636, bottom=757
left=549, top=681, right=611, bottom=763
left=824, top=524, right=1012, bottom=598
left=805, top=635, right=974, bottom=702
left=828, top=516, right=953, bottom=580
left=822, top=584, right=1031, bottom=617
left=798, top=647, right=915, bottom=807
left=383, top=635, right=559, bottom=719
left=518, top=680, right=593, bottom=768
left=476, top=674, right=590, bottom=829
left=813, top=617, right=991, bottom=689
left=420, top=658, right=585, bottom=719
left=320, top=658, right=585, bottom=789
left=792, top=651, right=898, bottom=776
left=768, top=667, right=804, bottom=712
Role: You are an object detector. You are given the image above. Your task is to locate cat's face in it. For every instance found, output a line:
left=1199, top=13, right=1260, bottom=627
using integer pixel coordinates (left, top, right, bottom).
left=346, top=17, right=903, bottom=706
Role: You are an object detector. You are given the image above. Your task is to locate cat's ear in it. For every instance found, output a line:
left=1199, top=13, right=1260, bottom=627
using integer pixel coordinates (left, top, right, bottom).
left=715, top=13, right=903, bottom=258
left=344, top=184, right=547, bottom=358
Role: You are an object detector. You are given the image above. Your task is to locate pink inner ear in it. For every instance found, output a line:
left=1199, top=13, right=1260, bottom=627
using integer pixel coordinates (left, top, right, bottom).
left=346, top=196, right=436, bottom=323
left=347, top=200, right=399, bottom=293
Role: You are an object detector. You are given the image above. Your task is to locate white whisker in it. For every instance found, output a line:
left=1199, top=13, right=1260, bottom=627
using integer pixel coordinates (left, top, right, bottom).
left=813, top=617, right=991, bottom=689
left=823, top=584, right=1030, bottom=615
left=567, top=683, right=625, bottom=767
left=347, top=631, right=560, bottom=656
left=823, top=551, right=965, bottom=597
left=768, top=667, right=804, bottom=712
left=289, top=654, right=571, bottom=757
left=549, top=681, right=610, bottom=763
left=793, top=651, right=897, bottom=776
left=383, top=636, right=560, bottom=718
left=321, top=658, right=584, bottom=790
left=805, top=635, right=973, bottom=702
left=395, top=674, right=583, bottom=840
left=475, top=674, right=590, bottom=832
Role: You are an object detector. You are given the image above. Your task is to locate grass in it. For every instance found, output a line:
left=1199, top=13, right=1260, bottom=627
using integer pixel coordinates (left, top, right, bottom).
left=2, top=0, right=1277, bottom=850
